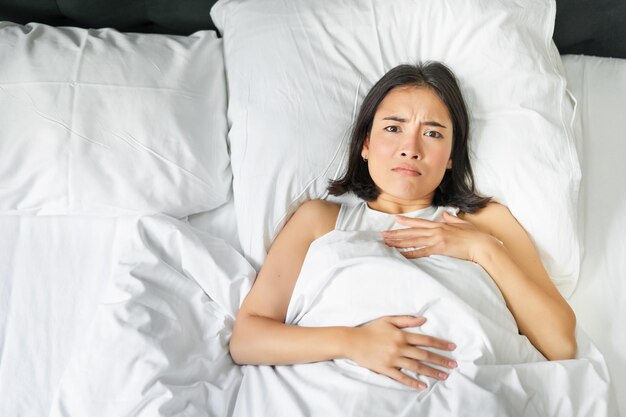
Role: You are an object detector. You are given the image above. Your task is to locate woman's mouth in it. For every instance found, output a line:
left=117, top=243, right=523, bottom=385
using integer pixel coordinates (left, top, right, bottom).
left=392, top=166, right=421, bottom=176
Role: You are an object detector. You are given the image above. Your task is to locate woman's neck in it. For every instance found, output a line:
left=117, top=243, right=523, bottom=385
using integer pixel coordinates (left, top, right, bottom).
left=366, top=194, right=433, bottom=214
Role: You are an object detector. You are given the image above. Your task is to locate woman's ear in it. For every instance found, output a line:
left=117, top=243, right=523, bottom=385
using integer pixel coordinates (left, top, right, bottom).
left=361, top=136, right=370, bottom=159
left=446, top=159, right=452, bottom=169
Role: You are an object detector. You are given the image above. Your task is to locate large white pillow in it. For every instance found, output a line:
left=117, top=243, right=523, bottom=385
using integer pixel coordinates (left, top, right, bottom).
left=211, top=0, right=580, bottom=296
left=0, top=22, right=231, bottom=218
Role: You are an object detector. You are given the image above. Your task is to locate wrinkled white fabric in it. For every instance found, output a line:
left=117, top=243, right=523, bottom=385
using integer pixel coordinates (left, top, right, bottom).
left=47, top=214, right=255, bottom=417
left=232, top=203, right=615, bottom=416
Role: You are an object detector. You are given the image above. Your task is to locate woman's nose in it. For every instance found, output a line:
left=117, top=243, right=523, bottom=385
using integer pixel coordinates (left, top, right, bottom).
left=400, top=135, right=422, bottom=159
left=400, top=150, right=420, bottom=159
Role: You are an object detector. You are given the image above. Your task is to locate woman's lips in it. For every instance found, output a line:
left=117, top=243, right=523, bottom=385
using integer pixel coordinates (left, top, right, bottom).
left=392, top=167, right=421, bottom=176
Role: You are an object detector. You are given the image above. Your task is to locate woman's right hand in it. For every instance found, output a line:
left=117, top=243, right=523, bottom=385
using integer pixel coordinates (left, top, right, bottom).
left=348, top=315, right=457, bottom=390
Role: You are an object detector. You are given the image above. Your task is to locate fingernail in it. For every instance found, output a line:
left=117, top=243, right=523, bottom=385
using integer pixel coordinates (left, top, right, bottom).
left=448, top=343, right=456, bottom=350
left=448, top=360, right=457, bottom=368
left=418, top=382, right=427, bottom=390
left=438, top=372, right=448, bottom=380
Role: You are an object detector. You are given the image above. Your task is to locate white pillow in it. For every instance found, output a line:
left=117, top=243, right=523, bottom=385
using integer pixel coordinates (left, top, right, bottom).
left=0, top=22, right=231, bottom=218
left=211, top=0, right=580, bottom=296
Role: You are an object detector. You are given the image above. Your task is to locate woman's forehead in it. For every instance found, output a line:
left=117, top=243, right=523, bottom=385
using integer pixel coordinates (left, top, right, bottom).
left=376, top=85, right=450, bottom=120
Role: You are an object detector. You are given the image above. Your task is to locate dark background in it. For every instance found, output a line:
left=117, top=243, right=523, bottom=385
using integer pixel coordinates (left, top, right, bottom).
left=0, top=0, right=624, bottom=59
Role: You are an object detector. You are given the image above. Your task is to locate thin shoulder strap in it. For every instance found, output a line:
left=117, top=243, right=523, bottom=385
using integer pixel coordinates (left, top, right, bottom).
left=334, top=202, right=362, bottom=231
left=334, top=203, right=350, bottom=231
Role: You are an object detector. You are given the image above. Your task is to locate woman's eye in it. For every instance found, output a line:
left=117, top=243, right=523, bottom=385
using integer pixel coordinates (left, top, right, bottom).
left=425, top=130, right=442, bottom=138
left=384, top=126, right=400, bottom=133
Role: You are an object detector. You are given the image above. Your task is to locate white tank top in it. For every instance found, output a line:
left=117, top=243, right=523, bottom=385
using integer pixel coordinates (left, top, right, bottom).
left=335, top=201, right=460, bottom=232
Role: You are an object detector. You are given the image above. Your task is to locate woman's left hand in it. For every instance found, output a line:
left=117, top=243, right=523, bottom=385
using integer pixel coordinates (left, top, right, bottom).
left=381, top=212, right=496, bottom=263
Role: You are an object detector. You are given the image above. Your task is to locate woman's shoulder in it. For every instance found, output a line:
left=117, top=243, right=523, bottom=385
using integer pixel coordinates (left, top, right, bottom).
left=297, top=199, right=341, bottom=215
left=459, top=201, right=511, bottom=218
left=458, top=202, right=515, bottom=235
left=295, top=199, right=341, bottom=239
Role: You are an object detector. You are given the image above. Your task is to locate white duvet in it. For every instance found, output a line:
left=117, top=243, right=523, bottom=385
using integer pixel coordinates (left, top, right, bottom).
left=46, top=218, right=616, bottom=417
left=233, top=230, right=617, bottom=417
left=47, top=214, right=255, bottom=417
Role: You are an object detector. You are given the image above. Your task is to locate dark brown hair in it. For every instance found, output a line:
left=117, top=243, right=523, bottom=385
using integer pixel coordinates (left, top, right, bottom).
left=327, top=62, right=490, bottom=213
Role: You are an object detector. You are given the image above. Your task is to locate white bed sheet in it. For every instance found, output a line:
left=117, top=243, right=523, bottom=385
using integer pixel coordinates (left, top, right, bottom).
left=187, top=189, right=242, bottom=254
left=0, top=213, right=254, bottom=417
left=562, top=54, right=626, bottom=417
left=46, top=214, right=254, bottom=417
left=0, top=214, right=123, bottom=416
left=233, top=229, right=613, bottom=416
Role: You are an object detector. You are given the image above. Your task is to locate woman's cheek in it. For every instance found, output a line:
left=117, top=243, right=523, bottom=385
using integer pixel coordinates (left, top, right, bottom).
left=368, top=160, right=387, bottom=187
left=429, top=143, right=453, bottom=172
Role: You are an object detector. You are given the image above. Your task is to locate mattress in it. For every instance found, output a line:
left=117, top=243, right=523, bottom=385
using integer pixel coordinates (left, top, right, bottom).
left=0, top=215, right=126, bottom=415
left=563, top=54, right=626, bottom=416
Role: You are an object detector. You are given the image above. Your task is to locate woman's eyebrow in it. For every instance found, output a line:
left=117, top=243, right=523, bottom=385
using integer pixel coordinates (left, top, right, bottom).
left=423, top=120, right=447, bottom=129
left=382, top=116, right=447, bottom=129
left=382, top=116, right=408, bottom=123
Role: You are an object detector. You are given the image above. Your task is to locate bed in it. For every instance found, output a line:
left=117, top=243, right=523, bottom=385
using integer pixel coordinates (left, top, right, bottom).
left=1, top=0, right=624, bottom=416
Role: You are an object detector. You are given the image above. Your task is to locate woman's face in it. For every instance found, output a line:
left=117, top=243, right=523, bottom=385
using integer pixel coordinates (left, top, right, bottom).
left=362, top=85, right=453, bottom=211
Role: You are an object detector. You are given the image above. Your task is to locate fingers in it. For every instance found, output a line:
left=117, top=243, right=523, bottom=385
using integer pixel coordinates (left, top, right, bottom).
left=383, top=235, right=431, bottom=248
left=381, top=227, right=434, bottom=255
left=389, top=316, right=458, bottom=370
left=382, top=226, right=433, bottom=240
left=386, top=368, right=428, bottom=390
left=407, top=333, right=457, bottom=352
left=385, top=353, right=456, bottom=390
left=390, top=244, right=431, bottom=258
left=391, top=340, right=458, bottom=390
left=360, top=316, right=458, bottom=391
left=401, top=345, right=458, bottom=370
left=396, top=357, right=450, bottom=381
left=392, top=215, right=439, bottom=228
left=383, top=212, right=471, bottom=241
left=393, top=212, right=465, bottom=226
left=396, top=246, right=432, bottom=259
left=383, top=233, right=437, bottom=258
left=387, top=315, right=427, bottom=328
left=442, top=211, right=467, bottom=224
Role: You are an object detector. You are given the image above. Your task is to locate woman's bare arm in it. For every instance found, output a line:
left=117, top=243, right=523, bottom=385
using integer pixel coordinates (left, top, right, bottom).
left=229, top=199, right=348, bottom=364
left=461, top=203, right=577, bottom=360
left=383, top=202, right=577, bottom=360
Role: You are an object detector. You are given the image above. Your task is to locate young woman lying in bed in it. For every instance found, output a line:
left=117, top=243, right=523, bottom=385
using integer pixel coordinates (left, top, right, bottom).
left=229, top=62, right=577, bottom=391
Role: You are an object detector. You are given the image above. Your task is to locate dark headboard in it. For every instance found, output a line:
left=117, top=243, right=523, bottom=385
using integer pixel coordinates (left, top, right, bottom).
left=0, top=0, right=219, bottom=35
left=0, top=0, right=624, bottom=59
left=553, top=0, right=626, bottom=59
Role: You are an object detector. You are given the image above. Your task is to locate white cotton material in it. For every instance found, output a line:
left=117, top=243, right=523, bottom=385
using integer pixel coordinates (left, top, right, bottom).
left=0, top=22, right=231, bottom=217
left=562, top=54, right=626, bottom=417
left=32, top=214, right=255, bottom=417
